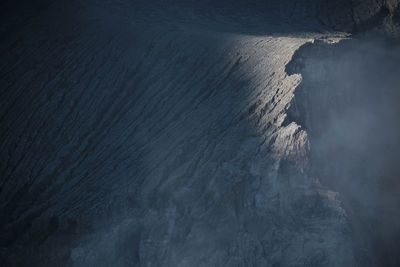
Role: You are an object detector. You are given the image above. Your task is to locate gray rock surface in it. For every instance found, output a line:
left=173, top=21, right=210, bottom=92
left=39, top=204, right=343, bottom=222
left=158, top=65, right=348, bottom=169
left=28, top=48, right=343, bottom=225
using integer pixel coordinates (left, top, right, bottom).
left=0, top=0, right=398, bottom=266
left=318, top=0, right=400, bottom=34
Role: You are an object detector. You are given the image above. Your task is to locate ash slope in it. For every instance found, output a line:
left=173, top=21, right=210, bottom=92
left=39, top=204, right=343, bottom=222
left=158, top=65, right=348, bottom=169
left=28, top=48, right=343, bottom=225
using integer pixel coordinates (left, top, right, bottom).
left=1, top=0, right=395, bottom=266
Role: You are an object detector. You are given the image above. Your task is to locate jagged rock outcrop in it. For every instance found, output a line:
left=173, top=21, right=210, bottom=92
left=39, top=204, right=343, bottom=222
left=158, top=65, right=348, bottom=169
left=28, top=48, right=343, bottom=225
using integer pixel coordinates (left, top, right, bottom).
left=316, top=0, right=400, bottom=34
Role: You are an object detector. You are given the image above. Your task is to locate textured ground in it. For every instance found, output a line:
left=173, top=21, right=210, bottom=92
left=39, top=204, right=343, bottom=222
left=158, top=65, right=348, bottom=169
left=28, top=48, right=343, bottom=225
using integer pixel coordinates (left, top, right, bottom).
left=0, top=0, right=399, bottom=266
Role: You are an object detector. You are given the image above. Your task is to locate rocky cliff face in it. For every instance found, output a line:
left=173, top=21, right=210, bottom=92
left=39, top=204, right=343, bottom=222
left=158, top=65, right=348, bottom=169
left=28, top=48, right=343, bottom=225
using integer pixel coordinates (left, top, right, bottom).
left=317, top=0, right=400, bottom=34
left=0, top=0, right=398, bottom=266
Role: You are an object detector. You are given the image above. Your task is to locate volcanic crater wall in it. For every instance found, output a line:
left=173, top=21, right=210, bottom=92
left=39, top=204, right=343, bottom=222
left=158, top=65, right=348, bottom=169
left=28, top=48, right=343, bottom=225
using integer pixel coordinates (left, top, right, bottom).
left=1, top=0, right=399, bottom=266
left=286, top=38, right=400, bottom=267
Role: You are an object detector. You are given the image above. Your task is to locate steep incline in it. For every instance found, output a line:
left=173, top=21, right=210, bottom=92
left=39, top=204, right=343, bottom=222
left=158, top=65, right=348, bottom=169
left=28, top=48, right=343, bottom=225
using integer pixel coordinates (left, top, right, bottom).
left=2, top=0, right=396, bottom=266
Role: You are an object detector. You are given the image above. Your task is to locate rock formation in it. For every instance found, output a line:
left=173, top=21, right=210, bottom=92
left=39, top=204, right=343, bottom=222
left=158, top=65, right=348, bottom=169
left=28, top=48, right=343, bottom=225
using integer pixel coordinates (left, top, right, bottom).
left=0, top=0, right=399, bottom=266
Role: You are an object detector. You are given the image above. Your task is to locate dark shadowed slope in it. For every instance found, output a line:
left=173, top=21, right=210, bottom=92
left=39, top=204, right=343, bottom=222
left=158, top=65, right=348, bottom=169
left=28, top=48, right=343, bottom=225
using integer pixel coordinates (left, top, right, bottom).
left=0, top=0, right=399, bottom=266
